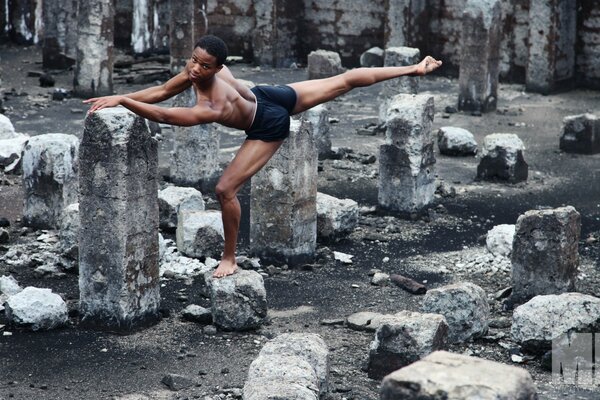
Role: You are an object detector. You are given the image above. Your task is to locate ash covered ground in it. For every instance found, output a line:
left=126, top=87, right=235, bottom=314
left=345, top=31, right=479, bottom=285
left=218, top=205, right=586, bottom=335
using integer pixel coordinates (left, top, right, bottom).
left=1, top=45, right=600, bottom=400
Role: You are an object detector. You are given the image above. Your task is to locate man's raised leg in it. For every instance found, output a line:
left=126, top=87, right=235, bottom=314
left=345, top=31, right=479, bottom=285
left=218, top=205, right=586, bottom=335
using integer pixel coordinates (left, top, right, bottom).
left=213, top=139, right=283, bottom=278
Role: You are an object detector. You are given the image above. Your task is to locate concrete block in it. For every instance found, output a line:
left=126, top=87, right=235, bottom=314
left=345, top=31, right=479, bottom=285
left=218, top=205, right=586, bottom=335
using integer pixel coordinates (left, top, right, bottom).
left=437, top=127, right=477, bottom=156
left=307, top=50, right=345, bottom=80
left=559, top=113, right=600, bottom=154
left=158, top=186, right=205, bottom=230
left=476, top=133, right=528, bottom=182
left=176, top=210, right=224, bottom=259
left=316, top=192, right=358, bottom=238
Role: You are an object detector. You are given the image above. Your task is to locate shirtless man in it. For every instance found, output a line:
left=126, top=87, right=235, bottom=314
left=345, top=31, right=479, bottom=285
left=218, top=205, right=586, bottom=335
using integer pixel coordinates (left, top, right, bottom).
left=84, top=35, right=442, bottom=278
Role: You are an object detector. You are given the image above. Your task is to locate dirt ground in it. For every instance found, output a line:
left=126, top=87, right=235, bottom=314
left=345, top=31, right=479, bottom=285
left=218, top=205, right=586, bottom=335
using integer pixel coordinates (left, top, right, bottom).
left=1, top=45, right=600, bottom=400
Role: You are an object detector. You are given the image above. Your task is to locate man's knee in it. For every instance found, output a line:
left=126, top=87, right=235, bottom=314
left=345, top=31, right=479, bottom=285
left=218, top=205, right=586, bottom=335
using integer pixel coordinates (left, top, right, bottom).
left=215, top=180, right=236, bottom=202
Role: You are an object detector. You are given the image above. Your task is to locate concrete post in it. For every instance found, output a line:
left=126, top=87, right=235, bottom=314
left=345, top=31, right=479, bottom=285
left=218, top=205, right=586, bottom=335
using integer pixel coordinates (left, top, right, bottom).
left=526, top=0, right=577, bottom=94
left=74, top=0, right=114, bottom=98
left=379, top=47, right=420, bottom=122
left=458, top=0, right=502, bottom=113
left=378, top=94, right=436, bottom=215
left=42, top=0, right=78, bottom=68
left=79, top=108, right=160, bottom=331
left=250, top=118, right=317, bottom=266
left=170, top=87, right=220, bottom=189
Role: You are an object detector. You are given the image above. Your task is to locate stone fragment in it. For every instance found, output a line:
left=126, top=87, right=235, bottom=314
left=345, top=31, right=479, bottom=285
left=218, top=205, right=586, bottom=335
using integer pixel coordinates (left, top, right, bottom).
left=360, top=47, right=384, bottom=67
left=79, top=108, right=160, bottom=331
left=161, top=373, right=195, bottom=391
left=250, top=118, right=317, bottom=266
left=333, top=251, right=353, bottom=264
left=526, top=0, right=576, bottom=94
left=74, top=0, right=114, bottom=97
left=378, top=94, right=436, bottom=214
left=511, top=293, right=600, bottom=353
left=22, top=133, right=79, bottom=229
left=258, top=333, right=329, bottom=394
left=476, top=133, right=528, bottom=182
left=559, top=114, right=600, bottom=154
left=170, top=88, right=220, bottom=189
left=158, top=185, right=205, bottom=230
left=437, top=127, right=478, bottom=156
left=245, top=355, right=319, bottom=398
left=458, top=0, right=502, bottom=112
left=303, top=104, right=331, bottom=160
left=5, top=287, right=68, bottom=331
left=59, top=203, right=79, bottom=259
left=0, top=114, right=17, bottom=139
left=176, top=210, right=224, bottom=259
left=371, top=272, right=390, bottom=286
left=316, top=192, right=359, bottom=239
left=486, top=224, right=515, bottom=257
left=347, top=311, right=386, bottom=332
left=380, top=351, right=537, bottom=399
left=207, top=270, right=267, bottom=331
left=0, top=275, right=23, bottom=296
left=181, top=304, right=212, bottom=324
left=379, top=47, right=420, bottom=121
left=368, top=311, right=448, bottom=379
left=421, top=282, right=489, bottom=343
left=0, top=134, right=30, bottom=174
left=307, top=50, right=345, bottom=80
left=510, top=206, right=580, bottom=304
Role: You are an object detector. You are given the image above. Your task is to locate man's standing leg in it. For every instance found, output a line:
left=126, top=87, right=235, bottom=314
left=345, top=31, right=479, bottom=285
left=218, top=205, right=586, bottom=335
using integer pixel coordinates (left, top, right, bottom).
left=214, top=139, right=283, bottom=277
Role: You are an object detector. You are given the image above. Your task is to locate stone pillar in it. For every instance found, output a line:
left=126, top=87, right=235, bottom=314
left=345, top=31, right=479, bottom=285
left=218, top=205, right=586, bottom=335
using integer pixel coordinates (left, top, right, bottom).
left=304, top=104, right=331, bottom=160
left=79, top=108, right=160, bottom=331
left=43, top=0, right=78, bottom=68
left=74, top=0, right=114, bottom=98
left=379, top=47, right=420, bottom=122
left=170, top=88, right=220, bottom=189
left=194, top=0, right=208, bottom=40
left=526, top=0, right=577, bottom=94
left=132, top=0, right=152, bottom=54
left=22, top=134, right=79, bottom=229
left=169, top=0, right=194, bottom=73
left=250, top=118, right=318, bottom=266
left=378, top=94, right=436, bottom=215
left=385, top=0, right=429, bottom=49
left=510, top=206, right=580, bottom=305
left=151, top=0, right=170, bottom=52
left=458, top=0, right=502, bottom=113
left=114, top=0, right=133, bottom=50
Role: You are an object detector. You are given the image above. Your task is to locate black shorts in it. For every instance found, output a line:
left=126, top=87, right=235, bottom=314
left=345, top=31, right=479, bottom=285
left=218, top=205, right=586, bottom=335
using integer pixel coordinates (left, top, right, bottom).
left=245, top=85, right=297, bottom=142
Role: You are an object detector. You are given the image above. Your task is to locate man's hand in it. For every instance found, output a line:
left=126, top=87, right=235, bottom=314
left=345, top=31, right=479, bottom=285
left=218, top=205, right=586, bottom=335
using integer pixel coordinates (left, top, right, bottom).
left=83, top=95, right=124, bottom=113
left=415, top=56, right=443, bottom=76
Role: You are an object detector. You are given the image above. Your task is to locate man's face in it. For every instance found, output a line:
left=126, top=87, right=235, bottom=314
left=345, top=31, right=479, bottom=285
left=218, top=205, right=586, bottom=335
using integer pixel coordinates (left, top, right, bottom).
left=188, top=47, right=222, bottom=83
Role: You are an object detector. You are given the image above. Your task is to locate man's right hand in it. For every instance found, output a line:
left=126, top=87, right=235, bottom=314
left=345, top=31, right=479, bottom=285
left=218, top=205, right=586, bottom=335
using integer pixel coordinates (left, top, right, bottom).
left=83, top=95, right=124, bottom=113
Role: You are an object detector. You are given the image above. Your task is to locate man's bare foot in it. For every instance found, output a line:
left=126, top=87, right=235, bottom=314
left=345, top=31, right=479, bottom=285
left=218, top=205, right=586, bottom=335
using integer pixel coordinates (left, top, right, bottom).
left=213, top=258, right=238, bottom=278
left=415, top=56, right=443, bottom=76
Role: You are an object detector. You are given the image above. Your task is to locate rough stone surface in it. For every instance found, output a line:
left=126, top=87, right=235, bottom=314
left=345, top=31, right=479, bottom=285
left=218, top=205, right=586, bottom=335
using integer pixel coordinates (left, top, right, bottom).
left=158, top=185, right=205, bottom=230
left=207, top=270, right=267, bottom=331
left=22, top=133, right=79, bottom=229
left=0, top=134, right=29, bottom=173
left=181, top=304, right=212, bottom=324
left=368, top=311, right=449, bottom=379
left=379, top=47, right=420, bottom=122
left=421, top=282, right=489, bottom=343
left=385, top=0, right=429, bottom=50
left=486, top=224, right=515, bottom=257
left=378, top=94, right=436, bottom=214
left=79, top=108, right=160, bottom=331
left=303, top=104, right=331, bottom=160
left=307, top=50, right=345, bottom=80
left=316, top=192, right=359, bottom=239
left=244, top=380, right=318, bottom=400
left=59, top=203, right=79, bottom=259
left=437, top=127, right=478, bottom=156
left=476, top=133, right=528, bottom=183
left=458, top=0, right=502, bottom=112
left=0, top=114, right=17, bottom=139
left=346, top=311, right=386, bottom=332
left=168, top=0, right=195, bottom=73
left=176, top=210, right=224, bottom=259
left=258, top=333, right=329, bottom=394
left=511, top=293, right=600, bottom=353
left=0, top=275, right=23, bottom=296
left=559, top=113, right=600, bottom=154
left=511, top=206, right=580, bottom=304
left=250, top=118, right=317, bottom=266
left=245, top=354, right=319, bottom=397
left=380, top=351, right=537, bottom=400
left=5, top=287, right=68, bottom=331
left=360, top=46, right=384, bottom=67
left=161, top=373, right=195, bottom=391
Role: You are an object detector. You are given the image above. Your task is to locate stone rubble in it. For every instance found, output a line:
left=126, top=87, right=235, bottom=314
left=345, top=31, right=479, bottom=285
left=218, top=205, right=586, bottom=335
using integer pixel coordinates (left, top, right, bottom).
left=307, top=49, right=345, bottom=80
left=158, top=185, right=205, bottom=230
left=0, top=133, right=30, bottom=174
left=559, top=113, right=600, bottom=154
left=359, top=46, right=384, bottom=67
left=477, top=133, right=528, bottom=183
left=378, top=47, right=420, bottom=122
left=436, top=127, right=478, bottom=156
left=485, top=224, right=515, bottom=258
left=181, top=304, right=212, bottom=324
left=0, top=114, right=17, bottom=138
left=176, top=210, right=224, bottom=259
left=5, top=286, right=68, bottom=330
left=316, top=192, right=359, bottom=239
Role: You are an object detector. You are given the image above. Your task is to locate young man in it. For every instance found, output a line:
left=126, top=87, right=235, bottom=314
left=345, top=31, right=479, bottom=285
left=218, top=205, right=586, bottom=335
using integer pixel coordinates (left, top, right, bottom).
left=84, top=35, right=442, bottom=278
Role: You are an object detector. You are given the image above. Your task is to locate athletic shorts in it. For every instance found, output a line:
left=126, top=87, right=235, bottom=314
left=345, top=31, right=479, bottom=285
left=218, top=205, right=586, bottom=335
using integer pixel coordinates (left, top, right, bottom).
left=245, top=85, right=298, bottom=142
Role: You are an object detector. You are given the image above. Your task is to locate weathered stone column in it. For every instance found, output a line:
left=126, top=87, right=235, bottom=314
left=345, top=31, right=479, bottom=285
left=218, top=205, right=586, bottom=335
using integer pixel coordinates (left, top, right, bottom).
left=79, top=108, right=160, bottom=331
left=169, top=0, right=195, bottom=73
left=114, top=0, right=133, bottom=50
left=385, top=0, right=429, bottom=49
left=379, top=47, right=420, bottom=122
left=250, top=118, right=317, bottom=266
left=74, top=0, right=114, bottom=98
left=510, top=206, right=580, bottom=305
left=378, top=94, right=436, bottom=215
left=526, top=0, right=577, bottom=94
left=8, top=0, right=40, bottom=44
left=132, top=0, right=152, bottom=54
left=170, top=87, right=220, bottom=189
left=458, top=0, right=502, bottom=113
left=152, top=0, right=170, bottom=52
left=22, top=134, right=80, bottom=229
left=42, top=0, right=78, bottom=68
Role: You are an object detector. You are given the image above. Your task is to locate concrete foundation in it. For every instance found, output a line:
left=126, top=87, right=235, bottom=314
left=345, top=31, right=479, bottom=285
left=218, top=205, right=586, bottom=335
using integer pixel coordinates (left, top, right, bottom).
left=79, top=108, right=160, bottom=332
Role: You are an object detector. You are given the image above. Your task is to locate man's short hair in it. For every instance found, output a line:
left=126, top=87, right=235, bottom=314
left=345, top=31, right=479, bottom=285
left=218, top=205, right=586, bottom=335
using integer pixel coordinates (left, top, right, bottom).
left=195, top=35, right=228, bottom=66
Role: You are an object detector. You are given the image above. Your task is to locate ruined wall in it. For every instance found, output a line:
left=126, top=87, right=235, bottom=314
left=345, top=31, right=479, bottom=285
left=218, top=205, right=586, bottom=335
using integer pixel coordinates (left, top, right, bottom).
left=206, top=0, right=254, bottom=60
left=577, top=0, right=600, bottom=89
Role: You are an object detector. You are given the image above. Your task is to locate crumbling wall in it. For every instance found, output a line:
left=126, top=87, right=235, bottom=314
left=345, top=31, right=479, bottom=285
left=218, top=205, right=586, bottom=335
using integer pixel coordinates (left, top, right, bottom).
left=206, top=0, right=254, bottom=60
left=577, top=0, right=600, bottom=89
